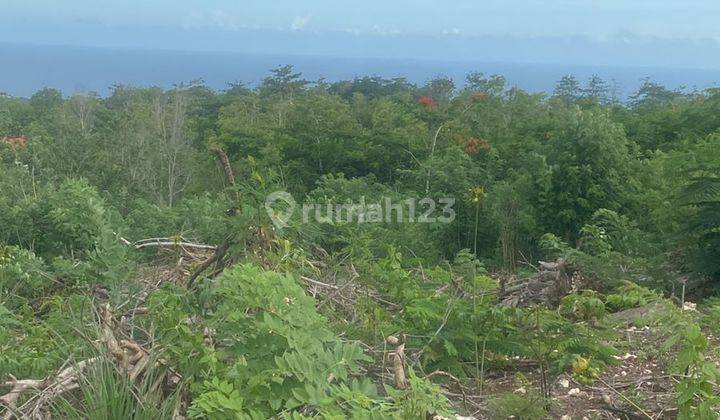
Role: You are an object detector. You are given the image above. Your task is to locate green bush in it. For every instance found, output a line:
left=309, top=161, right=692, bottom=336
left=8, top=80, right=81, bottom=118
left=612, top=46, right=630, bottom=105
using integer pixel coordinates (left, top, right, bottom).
left=175, top=194, right=229, bottom=243
left=605, top=281, right=660, bottom=312
left=701, top=296, right=720, bottom=335
left=0, top=245, right=50, bottom=305
left=383, top=369, right=454, bottom=419
left=0, top=295, right=93, bottom=379
left=559, top=291, right=606, bottom=322
left=664, top=322, right=720, bottom=419
left=45, top=178, right=107, bottom=254
left=125, top=194, right=227, bottom=244
left=0, top=164, right=43, bottom=248
left=146, top=264, right=414, bottom=418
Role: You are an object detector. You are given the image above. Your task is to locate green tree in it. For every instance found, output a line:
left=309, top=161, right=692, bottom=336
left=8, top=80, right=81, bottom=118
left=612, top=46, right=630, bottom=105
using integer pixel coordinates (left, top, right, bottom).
left=681, top=136, right=720, bottom=281
left=553, top=75, right=581, bottom=105
left=259, top=64, right=308, bottom=99
left=581, top=75, right=610, bottom=105
left=540, top=109, right=635, bottom=242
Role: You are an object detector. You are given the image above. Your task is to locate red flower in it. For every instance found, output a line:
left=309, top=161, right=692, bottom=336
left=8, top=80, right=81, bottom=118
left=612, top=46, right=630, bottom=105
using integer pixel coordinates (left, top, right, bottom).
left=417, top=96, right=435, bottom=109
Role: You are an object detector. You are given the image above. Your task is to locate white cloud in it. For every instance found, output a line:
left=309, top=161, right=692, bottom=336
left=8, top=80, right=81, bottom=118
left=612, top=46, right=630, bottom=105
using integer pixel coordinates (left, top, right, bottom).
left=442, top=28, right=461, bottom=35
left=371, top=24, right=400, bottom=35
left=291, top=14, right=312, bottom=31
left=183, top=9, right=241, bottom=31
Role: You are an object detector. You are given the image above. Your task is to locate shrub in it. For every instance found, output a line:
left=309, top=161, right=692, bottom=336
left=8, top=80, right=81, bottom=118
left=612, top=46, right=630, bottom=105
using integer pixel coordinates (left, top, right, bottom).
left=125, top=194, right=227, bottom=244
left=559, top=291, right=606, bottom=322
left=52, top=357, right=178, bottom=420
left=701, top=296, right=720, bottom=335
left=147, top=264, right=401, bottom=418
left=0, top=295, right=93, bottom=379
left=0, top=245, right=50, bottom=305
left=384, top=369, right=454, bottom=419
left=605, top=281, right=660, bottom=312
left=45, top=178, right=107, bottom=254
left=664, top=322, right=720, bottom=419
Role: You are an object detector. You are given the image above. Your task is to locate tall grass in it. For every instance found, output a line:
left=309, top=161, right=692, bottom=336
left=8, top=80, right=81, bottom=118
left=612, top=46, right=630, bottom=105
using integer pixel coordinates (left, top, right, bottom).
left=51, top=356, right=180, bottom=419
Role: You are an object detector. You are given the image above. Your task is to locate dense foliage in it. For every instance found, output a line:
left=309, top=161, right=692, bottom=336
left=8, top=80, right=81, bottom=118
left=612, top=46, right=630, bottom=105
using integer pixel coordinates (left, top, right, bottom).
left=1, top=69, right=719, bottom=418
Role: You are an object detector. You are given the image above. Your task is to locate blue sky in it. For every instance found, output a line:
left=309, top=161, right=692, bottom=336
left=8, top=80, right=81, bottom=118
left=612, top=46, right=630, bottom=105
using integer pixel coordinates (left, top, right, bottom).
left=4, top=0, right=720, bottom=40
left=2, top=1, right=720, bottom=69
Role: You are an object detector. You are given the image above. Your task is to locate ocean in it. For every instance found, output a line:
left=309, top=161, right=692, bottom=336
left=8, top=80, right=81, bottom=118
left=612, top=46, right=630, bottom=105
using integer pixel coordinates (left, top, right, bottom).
left=2, top=43, right=719, bottom=99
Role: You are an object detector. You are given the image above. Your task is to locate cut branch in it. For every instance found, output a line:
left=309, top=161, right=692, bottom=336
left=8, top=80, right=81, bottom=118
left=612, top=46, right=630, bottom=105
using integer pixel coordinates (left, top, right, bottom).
left=386, top=335, right=407, bottom=390
left=134, top=240, right=217, bottom=251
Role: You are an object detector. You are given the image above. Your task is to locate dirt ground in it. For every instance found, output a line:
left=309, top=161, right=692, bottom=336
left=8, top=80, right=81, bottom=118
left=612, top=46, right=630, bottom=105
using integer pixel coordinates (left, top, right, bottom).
left=443, top=303, right=719, bottom=419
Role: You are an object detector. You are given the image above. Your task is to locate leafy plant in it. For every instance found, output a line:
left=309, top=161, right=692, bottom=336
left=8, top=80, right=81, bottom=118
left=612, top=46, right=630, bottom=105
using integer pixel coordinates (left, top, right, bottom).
left=0, top=245, right=50, bottom=306
left=509, top=306, right=615, bottom=396
left=45, top=178, right=107, bottom=255
left=605, top=281, right=660, bottom=312
left=559, top=291, right=606, bottom=322
left=147, top=264, right=387, bottom=418
left=383, top=369, right=454, bottom=419
left=664, top=322, right=720, bottom=419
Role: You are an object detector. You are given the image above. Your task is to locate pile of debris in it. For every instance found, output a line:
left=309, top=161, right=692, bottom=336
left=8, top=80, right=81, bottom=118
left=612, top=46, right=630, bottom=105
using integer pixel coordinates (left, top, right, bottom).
left=499, top=258, right=581, bottom=307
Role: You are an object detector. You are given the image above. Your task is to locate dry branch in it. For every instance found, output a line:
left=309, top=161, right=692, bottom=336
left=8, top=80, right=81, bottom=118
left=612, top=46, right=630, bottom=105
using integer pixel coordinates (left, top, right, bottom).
left=100, top=304, right=151, bottom=381
left=133, top=239, right=216, bottom=251
left=0, top=358, right=98, bottom=420
left=187, top=239, right=233, bottom=288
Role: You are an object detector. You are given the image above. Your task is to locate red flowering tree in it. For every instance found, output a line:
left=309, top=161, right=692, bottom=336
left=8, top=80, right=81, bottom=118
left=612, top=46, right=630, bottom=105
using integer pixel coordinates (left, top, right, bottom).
left=416, top=96, right=435, bottom=110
